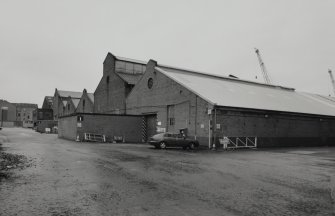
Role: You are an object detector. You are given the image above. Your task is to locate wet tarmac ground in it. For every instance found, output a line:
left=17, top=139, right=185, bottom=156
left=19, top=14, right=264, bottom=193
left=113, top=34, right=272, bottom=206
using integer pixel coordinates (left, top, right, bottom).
left=0, top=128, right=335, bottom=216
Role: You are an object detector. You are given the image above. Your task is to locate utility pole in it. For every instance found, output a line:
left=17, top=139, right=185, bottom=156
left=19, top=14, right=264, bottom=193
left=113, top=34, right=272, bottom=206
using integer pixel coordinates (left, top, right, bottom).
left=255, top=48, right=273, bottom=85
left=328, top=69, right=335, bottom=96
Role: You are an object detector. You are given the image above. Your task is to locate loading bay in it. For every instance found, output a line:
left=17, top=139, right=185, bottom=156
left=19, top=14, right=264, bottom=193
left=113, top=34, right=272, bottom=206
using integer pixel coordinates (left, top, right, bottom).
left=0, top=128, right=334, bottom=216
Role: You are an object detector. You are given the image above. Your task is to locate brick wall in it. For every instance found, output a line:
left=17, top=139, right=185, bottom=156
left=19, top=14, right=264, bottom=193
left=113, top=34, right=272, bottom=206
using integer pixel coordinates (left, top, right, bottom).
left=126, top=61, right=212, bottom=147
left=53, top=90, right=60, bottom=119
left=94, top=54, right=127, bottom=114
left=58, top=113, right=143, bottom=143
left=213, top=108, right=335, bottom=147
left=58, top=115, right=77, bottom=140
left=0, top=100, right=16, bottom=122
left=76, top=91, right=94, bottom=113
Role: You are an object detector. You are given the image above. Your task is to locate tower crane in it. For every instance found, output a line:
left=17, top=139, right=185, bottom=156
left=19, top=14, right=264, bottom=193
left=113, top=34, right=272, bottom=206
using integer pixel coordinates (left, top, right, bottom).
left=255, top=48, right=273, bottom=85
left=328, top=69, right=335, bottom=96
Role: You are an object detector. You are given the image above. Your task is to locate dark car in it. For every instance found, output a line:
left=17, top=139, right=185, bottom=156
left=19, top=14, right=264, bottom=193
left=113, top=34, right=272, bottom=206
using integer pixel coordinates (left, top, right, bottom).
left=148, top=132, right=199, bottom=150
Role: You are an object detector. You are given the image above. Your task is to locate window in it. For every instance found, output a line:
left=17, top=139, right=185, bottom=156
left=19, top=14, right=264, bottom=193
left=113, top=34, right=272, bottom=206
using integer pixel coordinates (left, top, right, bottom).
left=106, top=76, right=110, bottom=84
left=169, top=118, right=175, bottom=126
left=147, top=78, right=153, bottom=89
left=67, top=104, right=70, bottom=111
left=83, top=99, right=85, bottom=111
left=17, top=113, right=21, bottom=117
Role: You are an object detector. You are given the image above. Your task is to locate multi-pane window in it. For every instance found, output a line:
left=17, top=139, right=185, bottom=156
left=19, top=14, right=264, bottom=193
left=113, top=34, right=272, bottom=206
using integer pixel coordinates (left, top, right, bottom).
left=115, top=61, right=146, bottom=74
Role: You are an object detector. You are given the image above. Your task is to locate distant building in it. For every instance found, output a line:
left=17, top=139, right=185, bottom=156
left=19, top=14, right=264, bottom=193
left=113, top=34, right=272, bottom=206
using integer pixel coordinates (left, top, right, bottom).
left=53, top=89, right=82, bottom=119
left=33, top=108, right=53, bottom=121
left=94, top=53, right=146, bottom=114
left=42, top=96, right=54, bottom=109
left=62, top=96, right=80, bottom=116
left=76, top=89, right=94, bottom=113
left=0, top=99, right=16, bottom=127
left=14, top=103, right=38, bottom=128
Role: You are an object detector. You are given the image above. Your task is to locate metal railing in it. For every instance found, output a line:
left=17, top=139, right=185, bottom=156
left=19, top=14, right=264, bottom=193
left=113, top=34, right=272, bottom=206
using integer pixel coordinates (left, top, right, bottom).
left=219, top=137, right=257, bottom=149
left=83, top=133, right=106, bottom=143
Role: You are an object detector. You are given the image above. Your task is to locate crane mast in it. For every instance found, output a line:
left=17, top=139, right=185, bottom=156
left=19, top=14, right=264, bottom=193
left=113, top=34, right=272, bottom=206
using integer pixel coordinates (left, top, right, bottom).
left=328, top=69, right=335, bottom=96
left=255, top=48, right=272, bottom=84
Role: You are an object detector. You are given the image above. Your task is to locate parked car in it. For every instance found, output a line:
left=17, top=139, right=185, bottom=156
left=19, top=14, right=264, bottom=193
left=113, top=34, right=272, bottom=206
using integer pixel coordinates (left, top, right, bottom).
left=148, top=132, right=199, bottom=150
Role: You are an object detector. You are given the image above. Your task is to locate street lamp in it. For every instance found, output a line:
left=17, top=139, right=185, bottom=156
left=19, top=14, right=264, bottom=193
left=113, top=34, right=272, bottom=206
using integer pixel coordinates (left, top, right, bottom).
left=1, top=107, right=8, bottom=128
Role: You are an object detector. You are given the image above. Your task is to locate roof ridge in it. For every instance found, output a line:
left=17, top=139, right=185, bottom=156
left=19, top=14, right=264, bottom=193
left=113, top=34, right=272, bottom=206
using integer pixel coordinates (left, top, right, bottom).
left=157, top=65, right=295, bottom=91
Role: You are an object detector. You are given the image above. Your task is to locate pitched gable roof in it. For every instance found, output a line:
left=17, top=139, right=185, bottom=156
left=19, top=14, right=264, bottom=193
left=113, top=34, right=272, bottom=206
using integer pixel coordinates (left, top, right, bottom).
left=155, top=66, right=335, bottom=117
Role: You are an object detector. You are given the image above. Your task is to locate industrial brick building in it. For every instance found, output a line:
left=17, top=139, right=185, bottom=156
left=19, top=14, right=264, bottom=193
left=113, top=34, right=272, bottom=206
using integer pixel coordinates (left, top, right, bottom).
left=58, top=52, right=335, bottom=148
left=76, top=89, right=94, bottom=113
left=42, top=96, right=54, bottom=109
left=53, top=89, right=82, bottom=119
left=14, top=103, right=38, bottom=128
left=125, top=59, right=335, bottom=147
left=0, top=99, right=16, bottom=127
left=94, top=53, right=146, bottom=114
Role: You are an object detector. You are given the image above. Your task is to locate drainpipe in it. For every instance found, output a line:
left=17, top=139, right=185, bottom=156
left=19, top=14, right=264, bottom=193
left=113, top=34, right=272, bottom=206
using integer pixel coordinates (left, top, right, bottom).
left=195, top=96, right=197, bottom=140
left=213, top=107, right=217, bottom=150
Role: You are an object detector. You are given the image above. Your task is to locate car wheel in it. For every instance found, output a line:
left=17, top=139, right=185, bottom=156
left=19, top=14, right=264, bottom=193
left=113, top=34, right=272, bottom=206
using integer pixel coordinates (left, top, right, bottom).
left=154, top=144, right=159, bottom=149
left=160, top=142, right=166, bottom=149
left=189, top=142, right=195, bottom=150
left=182, top=146, right=187, bottom=150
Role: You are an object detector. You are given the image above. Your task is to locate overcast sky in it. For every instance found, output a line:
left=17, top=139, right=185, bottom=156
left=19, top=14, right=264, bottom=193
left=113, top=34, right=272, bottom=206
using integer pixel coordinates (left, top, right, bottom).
left=1, top=0, right=335, bottom=107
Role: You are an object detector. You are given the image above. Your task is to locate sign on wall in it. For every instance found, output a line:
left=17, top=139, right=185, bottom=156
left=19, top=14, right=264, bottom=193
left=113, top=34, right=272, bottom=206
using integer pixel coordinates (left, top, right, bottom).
left=157, top=127, right=166, bottom=133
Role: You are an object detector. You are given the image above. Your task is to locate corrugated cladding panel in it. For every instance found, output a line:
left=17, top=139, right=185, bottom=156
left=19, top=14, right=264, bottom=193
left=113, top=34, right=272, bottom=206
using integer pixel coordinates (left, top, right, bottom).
left=157, top=67, right=335, bottom=117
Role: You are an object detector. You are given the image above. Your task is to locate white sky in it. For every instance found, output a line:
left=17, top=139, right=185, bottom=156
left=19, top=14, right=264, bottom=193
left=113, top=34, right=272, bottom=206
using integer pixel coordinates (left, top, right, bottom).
left=1, top=0, right=335, bottom=107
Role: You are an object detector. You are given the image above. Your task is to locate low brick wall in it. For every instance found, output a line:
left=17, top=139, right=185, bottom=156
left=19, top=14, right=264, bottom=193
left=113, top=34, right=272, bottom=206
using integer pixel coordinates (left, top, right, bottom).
left=58, top=113, right=144, bottom=143
left=35, top=120, right=58, bottom=133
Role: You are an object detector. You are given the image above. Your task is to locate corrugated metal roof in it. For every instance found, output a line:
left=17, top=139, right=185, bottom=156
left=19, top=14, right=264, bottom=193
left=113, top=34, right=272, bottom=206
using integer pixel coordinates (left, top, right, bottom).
left=115, top=56, right=147, bottom=65
left=156, top=67, right=335, bottom=117
left=116, top=72, right=143, bottom=85
left=58, top=90, right=82, bottom=98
